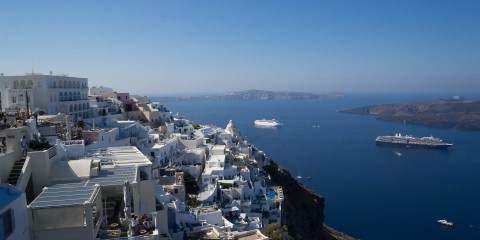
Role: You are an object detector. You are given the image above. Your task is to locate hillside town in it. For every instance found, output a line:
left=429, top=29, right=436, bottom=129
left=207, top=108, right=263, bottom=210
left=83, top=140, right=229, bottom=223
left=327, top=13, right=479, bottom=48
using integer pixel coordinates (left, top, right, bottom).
left=0, top=73, right=284, bottom=240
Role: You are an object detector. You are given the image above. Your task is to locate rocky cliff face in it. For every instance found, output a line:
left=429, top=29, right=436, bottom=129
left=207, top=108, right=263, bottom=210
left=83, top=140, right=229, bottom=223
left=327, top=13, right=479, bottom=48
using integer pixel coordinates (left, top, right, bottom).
left=264, top=160, right=354, bottom=240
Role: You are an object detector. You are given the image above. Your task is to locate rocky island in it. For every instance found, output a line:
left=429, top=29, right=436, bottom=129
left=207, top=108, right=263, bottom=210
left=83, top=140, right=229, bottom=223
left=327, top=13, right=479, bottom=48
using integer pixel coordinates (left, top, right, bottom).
left=342, top=97, right=480, bottom=130
left=150, top=89, right=345, bottom=102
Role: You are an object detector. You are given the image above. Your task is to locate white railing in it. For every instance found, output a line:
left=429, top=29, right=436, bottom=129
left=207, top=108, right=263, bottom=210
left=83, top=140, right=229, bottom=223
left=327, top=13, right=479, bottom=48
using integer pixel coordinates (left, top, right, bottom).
left=61, top=140, right=85, bottom=146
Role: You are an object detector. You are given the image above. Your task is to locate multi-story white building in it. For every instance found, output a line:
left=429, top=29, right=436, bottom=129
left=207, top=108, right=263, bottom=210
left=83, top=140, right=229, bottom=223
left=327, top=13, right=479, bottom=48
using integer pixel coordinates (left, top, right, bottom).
left=88, top=86, right=113, bottom=96
left=0, top=73, right=90, bottom=121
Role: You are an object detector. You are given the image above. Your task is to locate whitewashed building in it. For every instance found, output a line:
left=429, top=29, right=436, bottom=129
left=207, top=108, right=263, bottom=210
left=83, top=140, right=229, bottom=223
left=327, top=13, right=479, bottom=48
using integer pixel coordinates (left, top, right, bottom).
left=0, top=73, right=90, bottom=121
left=88, top=86, right=114, bottom=96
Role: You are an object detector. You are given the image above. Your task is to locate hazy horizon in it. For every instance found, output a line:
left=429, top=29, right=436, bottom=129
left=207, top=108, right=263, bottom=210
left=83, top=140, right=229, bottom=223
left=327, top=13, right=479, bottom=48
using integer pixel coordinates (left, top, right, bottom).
left=1, top=1, right=479, bottom=95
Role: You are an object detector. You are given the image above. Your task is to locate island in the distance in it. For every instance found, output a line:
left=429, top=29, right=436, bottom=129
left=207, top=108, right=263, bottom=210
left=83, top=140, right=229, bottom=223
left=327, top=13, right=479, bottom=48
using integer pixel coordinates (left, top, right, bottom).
left=150, top=89, right=345, bottom=102
left=341, top=96, right=480, bottom=131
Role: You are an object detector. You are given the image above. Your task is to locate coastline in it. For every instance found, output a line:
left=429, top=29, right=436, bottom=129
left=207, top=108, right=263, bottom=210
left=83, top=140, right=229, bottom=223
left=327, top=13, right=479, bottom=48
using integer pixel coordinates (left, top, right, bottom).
left=263, top=159, right=355, bottom=240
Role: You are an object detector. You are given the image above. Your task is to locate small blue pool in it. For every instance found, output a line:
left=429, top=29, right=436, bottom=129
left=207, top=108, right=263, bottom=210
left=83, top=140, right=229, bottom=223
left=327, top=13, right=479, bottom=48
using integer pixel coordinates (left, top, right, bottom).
left=268, top=190, right=276, bottom=200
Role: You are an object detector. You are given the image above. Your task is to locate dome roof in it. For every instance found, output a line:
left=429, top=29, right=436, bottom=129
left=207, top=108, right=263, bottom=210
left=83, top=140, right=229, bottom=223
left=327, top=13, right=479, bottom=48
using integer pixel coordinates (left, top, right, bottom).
left=226, top=119, right=236, bottom=134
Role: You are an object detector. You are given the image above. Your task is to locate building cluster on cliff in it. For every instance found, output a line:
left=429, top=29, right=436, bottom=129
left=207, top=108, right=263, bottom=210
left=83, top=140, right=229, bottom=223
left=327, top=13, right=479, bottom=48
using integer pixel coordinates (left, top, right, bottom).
left=0, top=73, right=284, bottom=240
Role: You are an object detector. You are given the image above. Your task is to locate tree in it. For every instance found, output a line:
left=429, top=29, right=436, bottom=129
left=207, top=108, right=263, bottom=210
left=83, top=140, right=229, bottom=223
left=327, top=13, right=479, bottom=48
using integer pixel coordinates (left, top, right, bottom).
left=183, top=171, right=199, bottom=195
left=191, top=123, right=202, bottom=129
left=188, top=195, right=200, bottom=207
left=263, top=223, right=292, bottom=240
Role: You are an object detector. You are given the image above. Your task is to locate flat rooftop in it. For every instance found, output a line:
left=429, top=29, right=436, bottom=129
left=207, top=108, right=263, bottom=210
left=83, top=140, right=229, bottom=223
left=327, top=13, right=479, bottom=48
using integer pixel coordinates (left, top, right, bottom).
left=233, top=229, right=269, bottom=240
left=30, top=165, right=137, bottom=210
left=188, top=227, right=220, bottom=239
left=208, top=154, right=225, bottom=163
left=88, top=146, right=152, bottom=167
left=210, top=145, right=226, bottom=151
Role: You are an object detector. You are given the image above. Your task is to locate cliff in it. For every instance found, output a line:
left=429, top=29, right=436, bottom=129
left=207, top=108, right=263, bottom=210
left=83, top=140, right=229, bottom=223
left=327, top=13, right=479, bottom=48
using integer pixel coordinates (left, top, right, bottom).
left=341, top=99, right=480, bottom=130
left=264, top=160, right=355, bottom=240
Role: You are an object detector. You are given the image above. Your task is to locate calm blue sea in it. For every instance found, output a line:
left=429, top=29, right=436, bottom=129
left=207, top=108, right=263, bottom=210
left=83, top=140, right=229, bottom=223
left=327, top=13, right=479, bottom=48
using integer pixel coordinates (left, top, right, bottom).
left=165, top=92, right=480, bottom=240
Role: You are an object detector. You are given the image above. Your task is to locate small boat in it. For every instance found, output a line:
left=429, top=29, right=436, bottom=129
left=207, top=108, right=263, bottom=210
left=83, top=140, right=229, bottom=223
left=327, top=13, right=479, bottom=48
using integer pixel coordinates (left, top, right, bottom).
left=468, top=224, right=474, bottom=229
left=394, top=151, right=402, bottom=156
left=307, top=176, right=312, bottom=180
left=437, top=219, right=454, bottom=227
left=296, top=175, right=302, bottom=179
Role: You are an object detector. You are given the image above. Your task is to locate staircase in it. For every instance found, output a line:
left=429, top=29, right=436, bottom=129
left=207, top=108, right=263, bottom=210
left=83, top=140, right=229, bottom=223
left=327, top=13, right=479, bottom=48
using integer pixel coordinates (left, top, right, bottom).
left=7, top=157, right=26, bottom=186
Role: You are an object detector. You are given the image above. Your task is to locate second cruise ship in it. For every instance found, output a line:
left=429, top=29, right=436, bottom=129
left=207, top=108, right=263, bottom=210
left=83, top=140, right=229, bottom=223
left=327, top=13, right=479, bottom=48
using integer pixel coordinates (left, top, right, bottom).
left=376, top=133, right=453, bottom=149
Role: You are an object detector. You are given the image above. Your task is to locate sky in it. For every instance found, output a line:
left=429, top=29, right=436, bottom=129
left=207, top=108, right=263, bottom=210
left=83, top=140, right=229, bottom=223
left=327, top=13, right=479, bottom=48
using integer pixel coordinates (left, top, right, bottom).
left=0, top=1, right=479, bottom=95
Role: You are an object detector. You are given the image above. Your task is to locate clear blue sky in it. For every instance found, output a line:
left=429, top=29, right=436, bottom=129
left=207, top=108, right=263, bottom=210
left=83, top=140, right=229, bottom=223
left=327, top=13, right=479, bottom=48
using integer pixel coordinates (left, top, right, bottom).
left=1, top=1, right=479, bottom=95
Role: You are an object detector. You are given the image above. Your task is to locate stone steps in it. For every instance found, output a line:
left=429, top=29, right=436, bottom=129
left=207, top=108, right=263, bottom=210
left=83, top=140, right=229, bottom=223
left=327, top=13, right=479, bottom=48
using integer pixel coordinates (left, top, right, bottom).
left=7, top=157, right=26, bottom=186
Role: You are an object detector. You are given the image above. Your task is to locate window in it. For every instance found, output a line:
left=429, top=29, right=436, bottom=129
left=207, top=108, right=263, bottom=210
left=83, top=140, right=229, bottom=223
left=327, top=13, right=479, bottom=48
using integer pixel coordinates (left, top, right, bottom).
left=11, top=96, right=16, bottom=103
left=0, top=209, right=15, bottom=240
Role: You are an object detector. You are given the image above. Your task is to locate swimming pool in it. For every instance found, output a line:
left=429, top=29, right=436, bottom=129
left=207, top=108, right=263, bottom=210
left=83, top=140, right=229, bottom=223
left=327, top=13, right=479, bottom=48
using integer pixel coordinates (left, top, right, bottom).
left=267, top=190, right=276, bottom=200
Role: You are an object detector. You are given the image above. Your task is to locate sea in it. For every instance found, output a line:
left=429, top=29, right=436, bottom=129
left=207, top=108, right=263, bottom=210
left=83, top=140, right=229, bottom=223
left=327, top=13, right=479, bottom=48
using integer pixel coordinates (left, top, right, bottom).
left=164, top=92, right=480, bottom=240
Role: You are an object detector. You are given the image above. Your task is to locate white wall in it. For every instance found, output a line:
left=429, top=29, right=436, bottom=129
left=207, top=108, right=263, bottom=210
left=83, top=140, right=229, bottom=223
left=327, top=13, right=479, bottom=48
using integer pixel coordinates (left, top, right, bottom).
left=29, top=144, right=64, bottom=195
left=180, top=165, right=201, bottom=179
left=139, top=180, right=156, bottom=215
left=0, top=127, right=27, bottom=183
left=197, top=209, right=223, bottom=226
left=179, top=137, right=203, bottom=150
left=0, top=184, right=30, bottom=240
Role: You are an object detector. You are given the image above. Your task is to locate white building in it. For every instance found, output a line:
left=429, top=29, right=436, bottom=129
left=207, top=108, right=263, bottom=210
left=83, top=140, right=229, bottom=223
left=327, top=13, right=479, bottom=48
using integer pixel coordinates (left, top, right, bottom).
left=0, top=184, right=30, bottom=240
left=0, top=73, right=90, bottom=121
left=27, top=146, right=157, bottom=240
left=88, top=86, right=114, bottom=96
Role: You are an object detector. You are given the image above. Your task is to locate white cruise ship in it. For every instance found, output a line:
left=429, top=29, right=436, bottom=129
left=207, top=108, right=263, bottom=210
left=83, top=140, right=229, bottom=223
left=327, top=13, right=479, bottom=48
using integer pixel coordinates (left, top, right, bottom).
left=254, top=119, right=283, bottom=127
